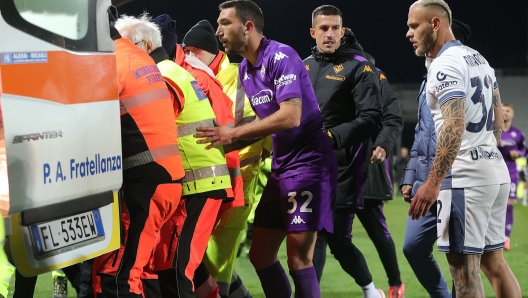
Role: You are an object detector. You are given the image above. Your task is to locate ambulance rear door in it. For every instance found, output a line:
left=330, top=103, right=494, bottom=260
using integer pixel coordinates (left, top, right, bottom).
left=0, top=0, right=122, bottom=276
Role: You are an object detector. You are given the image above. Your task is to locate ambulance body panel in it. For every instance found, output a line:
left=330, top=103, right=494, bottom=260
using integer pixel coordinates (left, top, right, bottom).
left=0, top=0, right=121, bottom=276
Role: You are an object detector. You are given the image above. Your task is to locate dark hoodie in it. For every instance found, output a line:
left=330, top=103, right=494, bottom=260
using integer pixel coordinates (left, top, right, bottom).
left=362, top=52, right=404, bottom=200
left=303, top=32, right=382, bottom=209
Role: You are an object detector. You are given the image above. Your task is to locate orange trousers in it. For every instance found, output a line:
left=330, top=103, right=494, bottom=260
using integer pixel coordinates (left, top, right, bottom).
left=140, top=196, right=222, bottom=298
left=92, top=182, right=181, bottom=298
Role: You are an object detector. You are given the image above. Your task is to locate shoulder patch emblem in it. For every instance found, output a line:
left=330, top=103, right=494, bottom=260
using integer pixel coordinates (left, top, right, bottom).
left=191, top=81, right=207, bottom=101
left=260, top=65, right=266, bottom=79
left=333, top=64, right=344, bottom=74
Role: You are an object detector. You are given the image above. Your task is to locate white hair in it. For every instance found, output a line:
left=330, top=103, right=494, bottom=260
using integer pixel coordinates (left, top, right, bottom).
left=411, top=0, right=452, bottom=25
left=114, top=13, right=162, bottom=50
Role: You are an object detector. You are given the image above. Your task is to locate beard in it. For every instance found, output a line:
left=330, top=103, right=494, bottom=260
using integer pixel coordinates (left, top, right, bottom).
left=415, top=25, right=435, bottom=57
left=223, top=27, right=246, bottom=55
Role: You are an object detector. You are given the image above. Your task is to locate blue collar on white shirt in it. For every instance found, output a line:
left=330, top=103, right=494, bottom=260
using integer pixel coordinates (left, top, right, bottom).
left=437, top=40, right=462, bottom=57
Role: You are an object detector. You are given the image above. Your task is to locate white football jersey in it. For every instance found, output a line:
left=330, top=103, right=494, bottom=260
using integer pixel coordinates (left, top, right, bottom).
left=426, top=41, right=510, bottom=188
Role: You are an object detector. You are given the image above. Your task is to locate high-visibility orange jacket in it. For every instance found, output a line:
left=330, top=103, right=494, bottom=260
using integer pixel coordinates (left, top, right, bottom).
left=117, top=38, right=184, bottom=183
left=174, top=44, right=243, bottom=208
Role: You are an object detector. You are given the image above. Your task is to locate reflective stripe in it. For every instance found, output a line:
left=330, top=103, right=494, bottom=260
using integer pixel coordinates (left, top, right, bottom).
left=123, top=144, right=180, bottom=170
left=240, top=155, right=261, bottom=168
left=119, top=101, right=127, bottom=116
left=120, top=88, right=169, bottom=115
left=229, top=167, right=241, bottom=179
left=177, top=119, right=215, bottom=137
left=195, top=275, right=220, bottom=298
left=234, top=76, right=246, bottom=125
left=184, top=164, right=229, bottom=182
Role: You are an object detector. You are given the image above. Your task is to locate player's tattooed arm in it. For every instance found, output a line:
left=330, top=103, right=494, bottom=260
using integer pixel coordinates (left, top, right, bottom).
left=427, top=97, right=465, bottom=185
left=492, top=88, right=504, bottom=144
left=279, top=98, right=302, bottom=108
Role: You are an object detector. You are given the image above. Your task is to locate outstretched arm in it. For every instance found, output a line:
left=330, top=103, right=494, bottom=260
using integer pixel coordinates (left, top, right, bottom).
left=194, top=98, right=301, bottom=150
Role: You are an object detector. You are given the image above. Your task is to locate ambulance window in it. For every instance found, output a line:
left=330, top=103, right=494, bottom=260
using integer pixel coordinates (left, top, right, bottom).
left=0, top=0, right=97, bottom=51
left=13, top=0, right=88, bottom=40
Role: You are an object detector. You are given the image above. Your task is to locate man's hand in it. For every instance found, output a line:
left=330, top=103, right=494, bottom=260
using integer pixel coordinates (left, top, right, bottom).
left=195, top=119, right=238, bottom=150
left=371, top=146, right=386, bottom=164
left=509, top=150, right=519, bottom=159
left=401, top=185, right=413, bottom=203
left=408, top=181, right=440, bottom=220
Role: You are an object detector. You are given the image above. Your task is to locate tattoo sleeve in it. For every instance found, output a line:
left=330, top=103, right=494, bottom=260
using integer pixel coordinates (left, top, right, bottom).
left=279, top=98, right=302, bottom=108
left=446, top=253, right=485, bottom=298
left=428, top=98, right=466, bottom=185
left=492, top=88, right=503, bottom=144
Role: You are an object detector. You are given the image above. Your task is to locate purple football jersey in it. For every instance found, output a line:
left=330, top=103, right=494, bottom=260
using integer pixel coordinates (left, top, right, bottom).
left=239, top=37, right=336, bottom=178
left=498, top=125, right=526, bottom=180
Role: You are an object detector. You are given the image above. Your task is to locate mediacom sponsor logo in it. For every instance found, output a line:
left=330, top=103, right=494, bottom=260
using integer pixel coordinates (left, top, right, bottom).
left=251, top=89, right=273, bottom=106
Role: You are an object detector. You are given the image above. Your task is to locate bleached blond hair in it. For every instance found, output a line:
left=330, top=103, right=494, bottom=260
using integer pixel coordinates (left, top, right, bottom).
left=114, top=13, right=162, bottom=49
left=411, top=0, right=452, bottom=25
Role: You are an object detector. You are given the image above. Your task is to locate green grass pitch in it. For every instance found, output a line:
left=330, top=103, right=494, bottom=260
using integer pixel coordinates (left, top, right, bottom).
left=6, top=198, right=528, bottom=297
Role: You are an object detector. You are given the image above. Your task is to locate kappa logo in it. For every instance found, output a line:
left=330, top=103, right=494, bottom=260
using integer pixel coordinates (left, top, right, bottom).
left=333, top=63, right=344, bottom=74
left=273, top=52, right=289, bottom=63
left=363, top=65, right=374, bottom=73
left=291, top=215, right=306, bottom=225
left=305, top=64, right=310, bottom=71
left=243, top=72, right=249, bottom=81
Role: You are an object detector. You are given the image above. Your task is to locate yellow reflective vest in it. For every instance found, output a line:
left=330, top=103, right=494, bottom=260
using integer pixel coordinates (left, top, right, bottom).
left=157, top=60, right=232, bottom=196
left=215, top=54, right=272, bottom=203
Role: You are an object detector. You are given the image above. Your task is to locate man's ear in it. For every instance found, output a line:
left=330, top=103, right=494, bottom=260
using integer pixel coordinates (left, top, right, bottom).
left=146, top=40, right=153, bottom=53
left=431, top=16, right=441, bottom=32
left=244, top=21, right=254, bottom=35
left=310, top=28, right=316, bottom=39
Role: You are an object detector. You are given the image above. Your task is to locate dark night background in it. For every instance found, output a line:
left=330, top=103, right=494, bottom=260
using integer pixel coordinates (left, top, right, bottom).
left=117, top=0, right=528, bottom=84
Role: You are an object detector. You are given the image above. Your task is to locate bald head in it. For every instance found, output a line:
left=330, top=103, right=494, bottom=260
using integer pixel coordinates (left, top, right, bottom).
left=410, top=0, right=452, bottom=26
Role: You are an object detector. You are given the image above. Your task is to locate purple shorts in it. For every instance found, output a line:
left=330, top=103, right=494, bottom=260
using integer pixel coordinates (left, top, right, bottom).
left=509, top=177, right=518, bottom=199
left=253, top=170, right=336, bottom=233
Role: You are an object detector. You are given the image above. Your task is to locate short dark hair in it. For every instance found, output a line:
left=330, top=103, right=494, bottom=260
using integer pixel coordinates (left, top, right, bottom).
left=502, top=103, right=514, bottom=110
left=312, top=5, right=342, bottom=25
left=219, top=0, right=264, bottom=34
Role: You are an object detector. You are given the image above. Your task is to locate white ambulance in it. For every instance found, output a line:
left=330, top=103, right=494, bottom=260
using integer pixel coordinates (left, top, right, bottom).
left=0, top=0, right=121, bottom=276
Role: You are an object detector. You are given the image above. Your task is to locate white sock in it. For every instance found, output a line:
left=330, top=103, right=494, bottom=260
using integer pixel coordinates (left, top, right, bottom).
left=361, top=282, right=381, bottom=298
